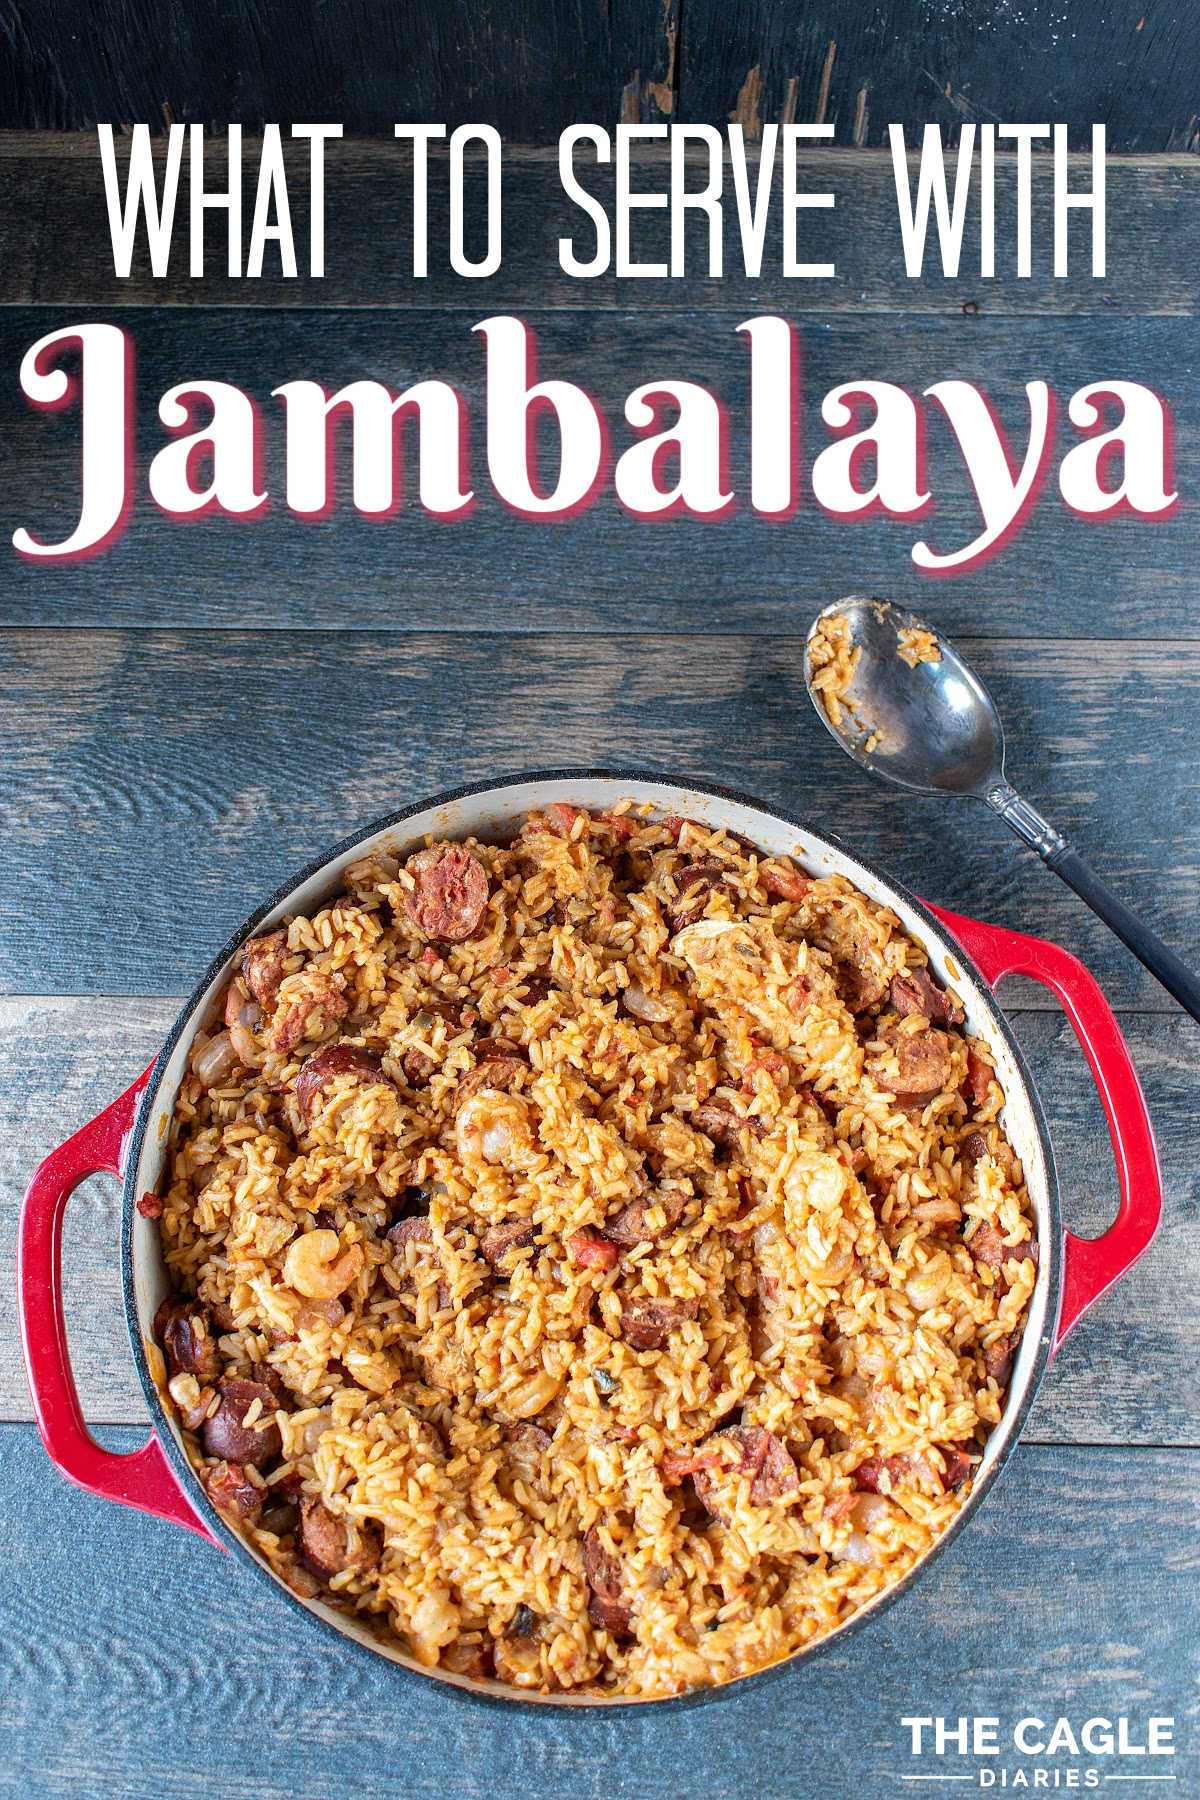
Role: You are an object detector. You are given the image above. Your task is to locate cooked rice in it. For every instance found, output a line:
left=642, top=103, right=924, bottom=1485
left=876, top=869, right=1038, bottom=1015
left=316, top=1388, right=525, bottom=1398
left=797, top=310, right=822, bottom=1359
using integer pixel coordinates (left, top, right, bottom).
left=809, top=611, right=942, bottom=744
left=152, top=803, right=1037, bottom=1698
left=897, top=626, right=943, bottom=668
left=808, top=612, right=861, bottom=732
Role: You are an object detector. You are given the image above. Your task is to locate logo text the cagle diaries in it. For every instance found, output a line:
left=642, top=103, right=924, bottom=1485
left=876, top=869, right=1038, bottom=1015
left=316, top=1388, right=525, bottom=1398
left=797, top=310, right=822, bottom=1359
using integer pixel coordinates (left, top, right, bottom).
left=896, top=1713, right=1176, bottom=1789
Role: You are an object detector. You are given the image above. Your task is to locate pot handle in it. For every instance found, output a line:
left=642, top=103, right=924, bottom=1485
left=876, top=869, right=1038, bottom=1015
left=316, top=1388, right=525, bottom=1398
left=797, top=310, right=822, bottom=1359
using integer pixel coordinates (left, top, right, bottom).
left=18, top=1066, right=217, bottom=1541
left=927, top=904, right=1163, bottom=1350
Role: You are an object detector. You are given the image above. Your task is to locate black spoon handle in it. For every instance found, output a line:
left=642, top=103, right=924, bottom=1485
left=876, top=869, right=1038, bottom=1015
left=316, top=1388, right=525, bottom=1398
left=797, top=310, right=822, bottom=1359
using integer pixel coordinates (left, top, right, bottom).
left=985, top=783, right=1200, bottom=1024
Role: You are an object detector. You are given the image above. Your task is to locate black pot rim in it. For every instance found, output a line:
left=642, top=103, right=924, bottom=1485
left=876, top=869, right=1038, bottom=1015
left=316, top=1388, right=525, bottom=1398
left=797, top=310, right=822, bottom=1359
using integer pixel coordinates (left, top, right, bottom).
left=121, top=765, right=1063, bottom=1711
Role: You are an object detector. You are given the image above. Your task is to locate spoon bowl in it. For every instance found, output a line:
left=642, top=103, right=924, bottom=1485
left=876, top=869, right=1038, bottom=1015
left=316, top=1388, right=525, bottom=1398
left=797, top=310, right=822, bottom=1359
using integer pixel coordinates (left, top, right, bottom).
left=804, top=596, right=1005, bottom=798
left=802, top=595, right=1200, bottom=1024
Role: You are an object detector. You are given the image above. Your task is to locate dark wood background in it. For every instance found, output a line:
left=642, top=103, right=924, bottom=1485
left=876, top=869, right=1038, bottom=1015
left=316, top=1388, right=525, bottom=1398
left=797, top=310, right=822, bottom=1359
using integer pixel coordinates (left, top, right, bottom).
left=0, top=0, right=1198, bottom=149
left=0, top=119, right=1197, bottom=1800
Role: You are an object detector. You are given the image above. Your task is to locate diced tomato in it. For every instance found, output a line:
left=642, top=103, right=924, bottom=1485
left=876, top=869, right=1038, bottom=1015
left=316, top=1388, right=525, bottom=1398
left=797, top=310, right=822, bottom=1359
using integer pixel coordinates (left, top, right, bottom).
left=546, top=803, right=586, bottom=837
left=566, top=1229, right=619, bottom=1272
left=761, top=861, right=811, bottom=903
left=661, top=1449, right=721, bottom=1481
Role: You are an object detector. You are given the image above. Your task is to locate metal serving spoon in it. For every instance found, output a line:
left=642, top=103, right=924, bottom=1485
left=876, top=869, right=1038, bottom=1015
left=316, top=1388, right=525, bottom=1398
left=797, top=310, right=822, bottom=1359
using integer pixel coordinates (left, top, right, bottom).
left=804, top=595, right=1200, bottom=1023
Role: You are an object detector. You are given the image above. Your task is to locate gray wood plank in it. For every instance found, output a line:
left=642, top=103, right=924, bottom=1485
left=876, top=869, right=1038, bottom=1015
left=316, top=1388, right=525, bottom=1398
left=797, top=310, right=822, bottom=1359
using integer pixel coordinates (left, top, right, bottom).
left=610, top=0, right=679, bottom=126
left=1, top=140, right=1195, bottom=312
left=2, top=0, right=1199, bottom=152
left=0, top=307, right=1197, bottom=637
left=2, top=1428, right=1195, bottom=1798
left=0, top=630, right=1197, bottom=1005
left=0, top=1, right=627, bottom=145
left=682, top=0, right=1200, bottom=158
left=2, top=998, right=1194, bottom=1443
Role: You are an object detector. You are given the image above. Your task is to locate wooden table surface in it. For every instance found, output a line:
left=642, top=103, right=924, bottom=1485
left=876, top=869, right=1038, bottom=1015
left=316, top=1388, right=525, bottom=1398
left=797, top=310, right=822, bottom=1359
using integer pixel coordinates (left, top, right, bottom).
left=1, top=137, right=1197, bottom=1797
left=1, top=0, right=1198, bottom=150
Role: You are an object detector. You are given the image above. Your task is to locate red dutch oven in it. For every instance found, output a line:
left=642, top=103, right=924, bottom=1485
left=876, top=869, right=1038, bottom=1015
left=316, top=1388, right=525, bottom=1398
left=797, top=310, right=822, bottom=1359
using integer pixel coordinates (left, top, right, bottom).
left=17, top=772, right=1163, bottom=1704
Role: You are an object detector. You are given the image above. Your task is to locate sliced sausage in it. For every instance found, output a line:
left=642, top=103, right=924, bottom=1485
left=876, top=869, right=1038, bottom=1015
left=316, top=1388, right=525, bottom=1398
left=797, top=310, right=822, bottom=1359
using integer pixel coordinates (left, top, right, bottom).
left=566, top=1229, right=620, bottom=1273
left=867, top=1025, right=953, bottom=1105
left=441, top=1638, right=496, bottom=1679
left=731, top=1425, right=800, bottom=1504
left=403, top=843, right=490, bottom=942
left=853, top=1449, right=970, bottom=1495
left=298, top=1496, right=383, bottom=1581
left=387, top=1214, right=433, bottom=1253
left=385, top=1215, right=451, bottom=1307
left=479, top=1218, right=537, bottom=1266
left=761, top=860, right=811, bottom=903
left=154, top=1298, right=221, bottom=1384
left=837, top=962, right=889, bottom=1013
left=505, top=1421, right=552, bottom=1453
left=603, top=1187, right=686, bottom=1248
left=691, top=1097, right=764, bottom=1150
left=249, top=1360, right=291, bottom=1408
left=968, top=1223, right=1039, bottom=1284
left=853, top=1454, right=904, bottom=1494
left=983, top=1333, right=1018, bottom=1386
left=965, top=1047, right=997, bottom=1108
left=890, top=965, right=964, bottom=1026
left=296, top=1042, right=383, bottom=1122
left=666, top=858, right=726, bottom=929
left=514, top=972, right=553, bottom=1007
left=587, top=1590, right=632, bottom=1638
left=242, top=932, right=288, bottom=1009
left=455, top=1037, right=529, bottom=1105
left=941, top=1447, right=974, bottom=1492
left=201, top=1378, right=283, bottom=1469
left=401, top=1043, right=437, bottom=1087
left=582, top=1524, right=633, bottom=1638
left=202, top=1460, right=263, bottom=1523
left=618, top=1295, right=700, bottom=1351
left=692, top=1425, right=801, bottom=1521
left=268, top=972, right=350, bottom=1056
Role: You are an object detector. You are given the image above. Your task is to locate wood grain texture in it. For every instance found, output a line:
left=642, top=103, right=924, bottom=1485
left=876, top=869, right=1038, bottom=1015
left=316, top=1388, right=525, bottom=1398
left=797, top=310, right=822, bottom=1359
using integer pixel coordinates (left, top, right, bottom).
left=0, top=0, right=1197, bottom=149
left=1, top=139, right=1196, bottom=312
left=0, top=0, right=623, bottom=142
left=0, top=83, right=1195, bottom=1795
left=682, top=0, right=1200, bottom=157
left=2, top=998, right=1195, bottom=1442
left=1, top=307, right=1197, bottom=637
left=2, top=1428, right=1196, bottom=1798
left=0, top=630, right=1196, bottom=1004
left=611, top=0, right=679, bottom=126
